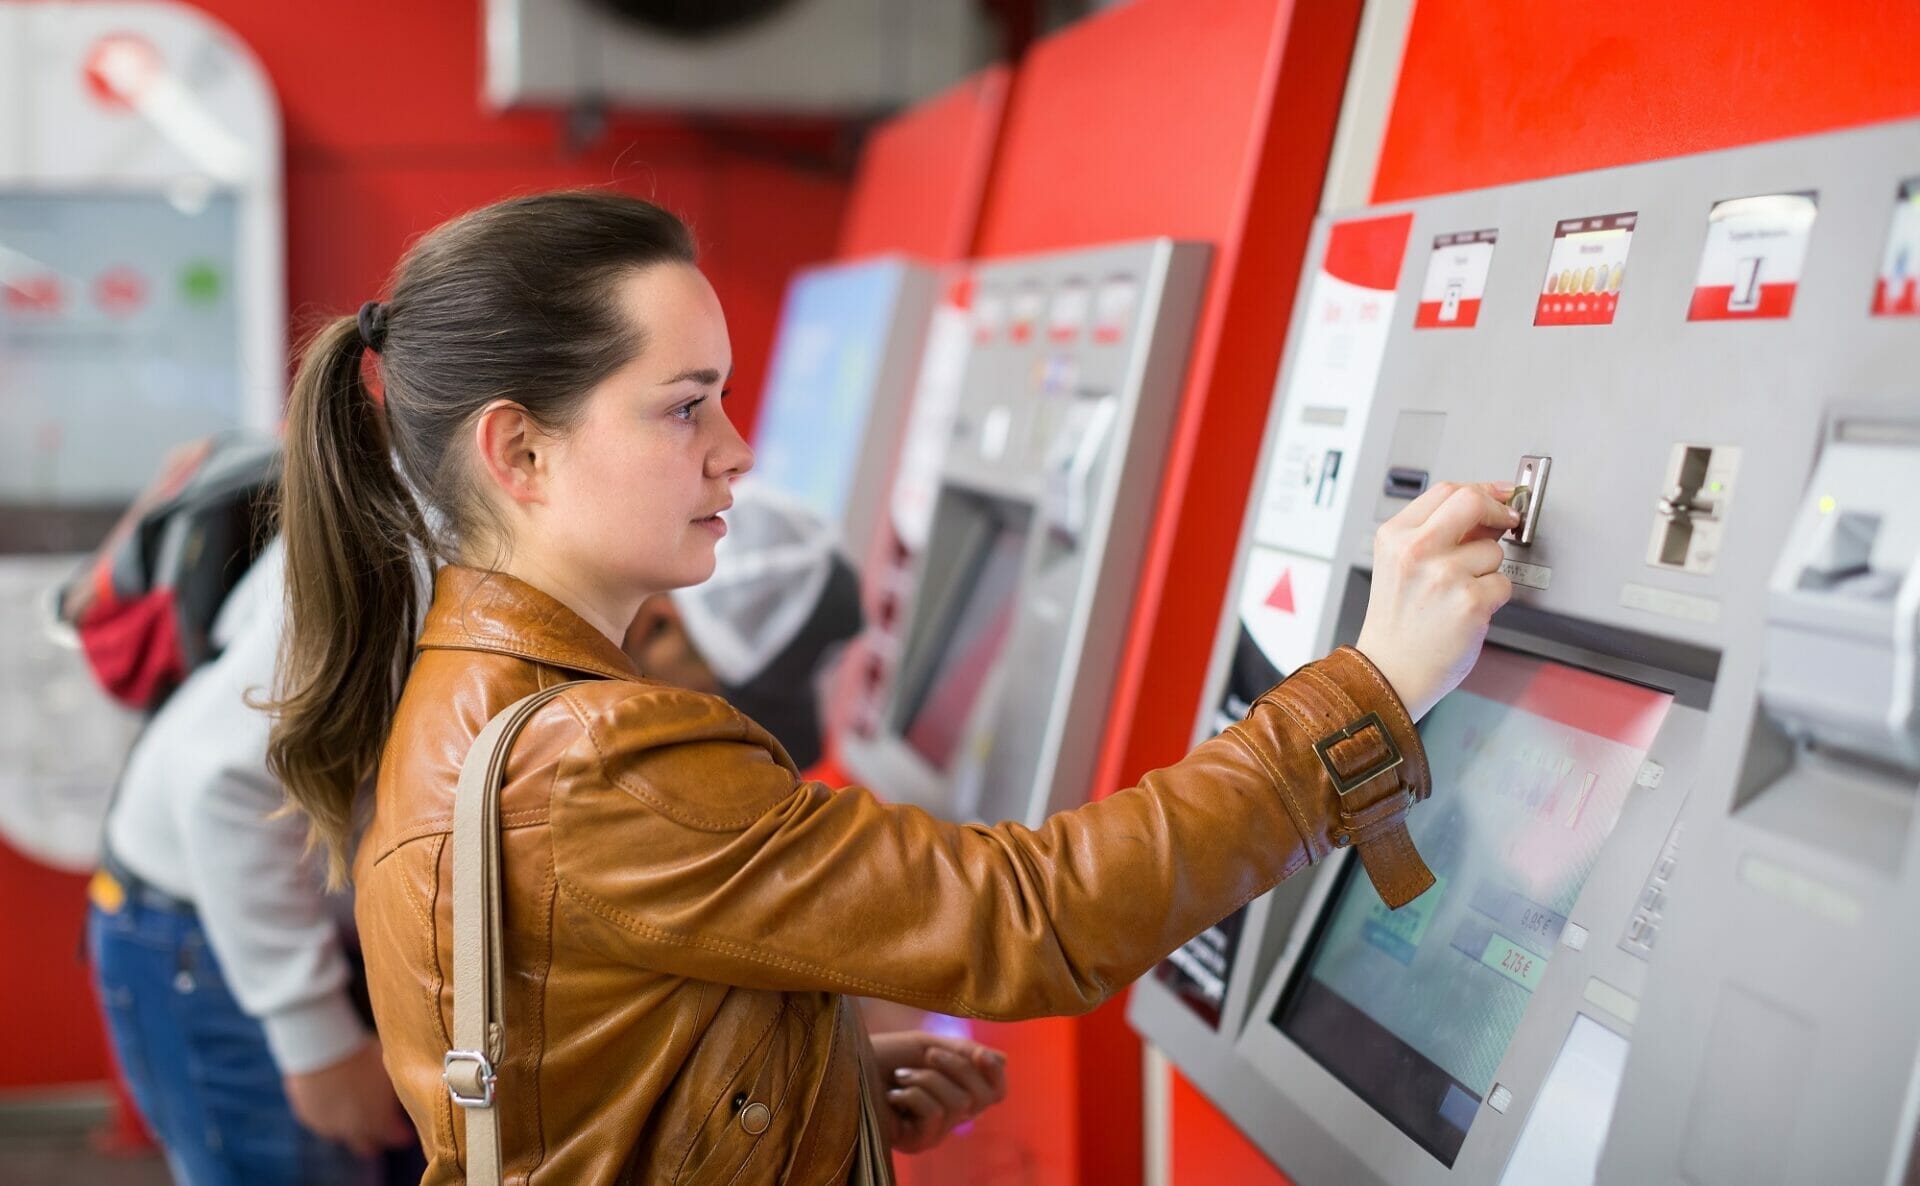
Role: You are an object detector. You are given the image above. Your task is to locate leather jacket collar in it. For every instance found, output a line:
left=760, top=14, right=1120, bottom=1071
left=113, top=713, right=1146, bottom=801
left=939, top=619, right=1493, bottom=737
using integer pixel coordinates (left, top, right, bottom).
left=417, top=565, right=638, bottom=682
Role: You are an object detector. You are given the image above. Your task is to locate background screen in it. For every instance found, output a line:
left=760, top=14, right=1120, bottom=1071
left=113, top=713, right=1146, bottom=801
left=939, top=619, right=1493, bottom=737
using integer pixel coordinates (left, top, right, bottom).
left=0, top=191, right=243, bottom=505
left=750, top=259, right=907, bottom=532
left=1276, top=645, right=1673, bottom=1164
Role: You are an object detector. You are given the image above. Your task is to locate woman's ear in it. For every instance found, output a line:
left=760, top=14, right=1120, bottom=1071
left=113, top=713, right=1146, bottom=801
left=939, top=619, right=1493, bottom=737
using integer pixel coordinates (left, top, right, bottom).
left=472, top=400, right=553, bottom=506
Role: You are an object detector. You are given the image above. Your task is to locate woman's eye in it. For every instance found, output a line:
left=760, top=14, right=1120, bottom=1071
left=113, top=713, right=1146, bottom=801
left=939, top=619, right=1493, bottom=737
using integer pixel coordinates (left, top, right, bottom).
left=673, top=396, right=707, bottom=421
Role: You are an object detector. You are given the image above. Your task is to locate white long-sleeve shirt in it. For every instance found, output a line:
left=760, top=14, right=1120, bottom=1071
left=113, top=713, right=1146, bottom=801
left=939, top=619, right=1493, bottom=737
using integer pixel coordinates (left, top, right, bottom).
left=105, top=538, right=369, bottom=1075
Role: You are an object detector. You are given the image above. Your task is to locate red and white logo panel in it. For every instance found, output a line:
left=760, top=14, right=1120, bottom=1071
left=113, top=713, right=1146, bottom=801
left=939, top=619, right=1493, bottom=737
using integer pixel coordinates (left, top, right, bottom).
left=1687, top=192, right=1818, bottom=321
left=1047, top=278, right=1089, bottom=343
left=1535, top=212, right=1635, bottom=327
left=971, top=290, right=1004, bottom=344
left=1092, top=274, right=1137, bottom=344
left=1872, top=177, right=1920, bottom=318
left=1416, top=229, right=1497, bottom=329
left=1008, top=284, right=1043, bottom=345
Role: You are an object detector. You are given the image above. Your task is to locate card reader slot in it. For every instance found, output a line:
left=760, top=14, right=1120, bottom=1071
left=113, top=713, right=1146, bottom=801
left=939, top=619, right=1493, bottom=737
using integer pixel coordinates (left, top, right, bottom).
left=1384, top=467, right=1430, bottom=499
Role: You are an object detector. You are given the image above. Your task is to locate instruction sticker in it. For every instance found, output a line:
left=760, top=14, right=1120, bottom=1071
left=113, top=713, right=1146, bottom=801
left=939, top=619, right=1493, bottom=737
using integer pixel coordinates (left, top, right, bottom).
left=1008, top=283, right=1043, bottom=344
left=1047, top=278, right=1089, bottom=343
left=1253, top=212, right=1412, bottom=559
left=1535, top=212, right=1635, bottom=326
left=1092, top=274, right=1137, bottom=343
left=1416, top=229, right=1497, bottom=329
left=1872, top=177, right=1920, bottom=317
left=1688, top=192, right=1818, bottom=321
left=971, top=289, right=1004, bottom=344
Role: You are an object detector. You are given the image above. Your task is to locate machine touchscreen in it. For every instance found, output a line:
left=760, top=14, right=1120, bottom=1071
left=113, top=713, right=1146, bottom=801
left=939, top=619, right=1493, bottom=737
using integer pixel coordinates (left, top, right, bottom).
left=1274, top=646, right=1672, bottom=1165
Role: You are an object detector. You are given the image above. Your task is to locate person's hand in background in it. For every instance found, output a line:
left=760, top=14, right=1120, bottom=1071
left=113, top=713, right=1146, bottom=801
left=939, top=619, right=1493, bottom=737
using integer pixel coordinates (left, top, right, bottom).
left=282, top=1038, right=414, bottom=1158
left=868, top=1030, right=1009, bottom=1154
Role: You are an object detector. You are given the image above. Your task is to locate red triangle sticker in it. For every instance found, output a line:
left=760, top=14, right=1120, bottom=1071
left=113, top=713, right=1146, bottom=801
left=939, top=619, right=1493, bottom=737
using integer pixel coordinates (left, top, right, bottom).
left=1265, top=569, right=1296, bottom=615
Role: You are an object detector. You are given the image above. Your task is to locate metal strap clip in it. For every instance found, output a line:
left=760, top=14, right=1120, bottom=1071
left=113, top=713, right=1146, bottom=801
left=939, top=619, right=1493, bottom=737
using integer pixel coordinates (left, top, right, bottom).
left=444, top=1050, right=497, bottom=1109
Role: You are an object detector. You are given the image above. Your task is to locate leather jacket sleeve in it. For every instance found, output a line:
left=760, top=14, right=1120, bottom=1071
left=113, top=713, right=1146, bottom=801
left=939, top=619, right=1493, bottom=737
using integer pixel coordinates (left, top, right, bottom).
left=546, top=646, right=1432, bottom=1022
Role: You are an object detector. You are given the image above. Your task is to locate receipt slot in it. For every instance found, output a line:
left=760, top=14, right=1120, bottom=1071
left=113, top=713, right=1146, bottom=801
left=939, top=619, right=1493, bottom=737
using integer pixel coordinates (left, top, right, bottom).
left=1131, top=118, right=1920, bottom=1186
left=839, top=239, right=1209, bottom=828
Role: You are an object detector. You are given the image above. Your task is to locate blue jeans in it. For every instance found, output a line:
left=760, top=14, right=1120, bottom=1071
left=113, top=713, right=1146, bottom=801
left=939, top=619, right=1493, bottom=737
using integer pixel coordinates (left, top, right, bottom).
left=88, top=896, right=381, bottom=1186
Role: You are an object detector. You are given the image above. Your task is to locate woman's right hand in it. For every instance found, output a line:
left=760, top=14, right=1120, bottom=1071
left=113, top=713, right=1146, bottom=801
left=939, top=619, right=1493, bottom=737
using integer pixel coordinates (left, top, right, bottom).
left=1353, top=481, right=1521, bottom=721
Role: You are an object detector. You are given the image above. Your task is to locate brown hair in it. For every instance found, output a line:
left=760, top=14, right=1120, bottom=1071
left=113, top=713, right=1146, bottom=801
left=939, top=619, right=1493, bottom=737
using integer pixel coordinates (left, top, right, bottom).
left=268, top=191, right=697, bottom=881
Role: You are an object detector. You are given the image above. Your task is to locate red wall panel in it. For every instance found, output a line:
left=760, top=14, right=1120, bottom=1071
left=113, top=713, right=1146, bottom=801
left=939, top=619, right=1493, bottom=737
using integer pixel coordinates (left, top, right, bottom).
left=0, top=839, right=108, bottom=1090
left=1171, top=1069, right=1293, bottom=1185
left=3, top=0, right=847, bottom=1092
left=1375, top=0, right=1920, bottom=203
left=919, top=2, right=1367, bottom=1184
left=838, top=66, right=1011, bottom=262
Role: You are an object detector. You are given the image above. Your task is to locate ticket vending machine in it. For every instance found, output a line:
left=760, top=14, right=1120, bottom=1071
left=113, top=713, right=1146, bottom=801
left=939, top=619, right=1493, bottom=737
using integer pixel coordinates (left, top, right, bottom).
left=750, top=257, right=938, bottom=555
left=0, top=0, right=281, bottom=869
left=1131, top=118, right=1919, bottom=1185
left=839, top=239, right=1209, bottom=827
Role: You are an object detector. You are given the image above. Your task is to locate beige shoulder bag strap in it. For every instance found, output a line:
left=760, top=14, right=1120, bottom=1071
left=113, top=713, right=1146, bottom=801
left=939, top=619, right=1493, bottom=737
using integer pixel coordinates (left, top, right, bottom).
left=443, top=680, right=895, bottom=1186
left=443, top=681, right=589, bottom=1186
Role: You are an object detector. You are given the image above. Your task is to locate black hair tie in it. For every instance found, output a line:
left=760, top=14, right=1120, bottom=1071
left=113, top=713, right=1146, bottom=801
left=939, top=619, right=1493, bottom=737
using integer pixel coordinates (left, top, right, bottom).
left=356, top=300, right=388, bottom=353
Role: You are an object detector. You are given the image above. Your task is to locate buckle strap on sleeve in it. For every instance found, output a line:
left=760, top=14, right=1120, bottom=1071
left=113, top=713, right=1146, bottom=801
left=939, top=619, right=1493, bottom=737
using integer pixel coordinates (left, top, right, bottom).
left=1259, top=652, right=1436, bottom=909
left=1312, top=712, right=1404, bottom=797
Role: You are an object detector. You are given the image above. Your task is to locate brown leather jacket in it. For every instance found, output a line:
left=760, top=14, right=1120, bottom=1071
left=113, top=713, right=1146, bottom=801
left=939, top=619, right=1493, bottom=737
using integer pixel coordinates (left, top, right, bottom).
left=357, top=566, right=1433, bottom=1185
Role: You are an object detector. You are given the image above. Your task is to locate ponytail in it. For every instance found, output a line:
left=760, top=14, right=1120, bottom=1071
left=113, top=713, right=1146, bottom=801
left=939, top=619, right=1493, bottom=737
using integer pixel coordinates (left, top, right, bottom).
left=268, top=316, right=430, bottom=885
left=264, top=191, right=698, bottom=883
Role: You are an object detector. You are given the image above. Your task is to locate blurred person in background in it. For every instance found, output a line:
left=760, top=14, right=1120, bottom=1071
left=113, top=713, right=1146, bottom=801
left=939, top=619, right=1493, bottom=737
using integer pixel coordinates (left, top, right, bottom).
left=64, top=443, right=416, bottom=1186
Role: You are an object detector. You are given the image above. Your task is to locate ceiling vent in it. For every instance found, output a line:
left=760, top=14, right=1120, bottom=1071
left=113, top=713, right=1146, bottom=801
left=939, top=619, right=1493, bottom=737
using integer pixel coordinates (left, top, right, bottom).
left=486, top=0, right=996, bottom=113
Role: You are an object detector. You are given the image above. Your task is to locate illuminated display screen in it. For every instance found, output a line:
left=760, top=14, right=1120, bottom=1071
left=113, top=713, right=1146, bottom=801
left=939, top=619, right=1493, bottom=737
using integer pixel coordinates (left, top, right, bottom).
left=750, top=260, right=906, bottom=531
left=890, top=494, right=1029, bottom=772
left=0, top=191, right=244, bottom=504
left=1275, top=646, right=1673, bottom=1165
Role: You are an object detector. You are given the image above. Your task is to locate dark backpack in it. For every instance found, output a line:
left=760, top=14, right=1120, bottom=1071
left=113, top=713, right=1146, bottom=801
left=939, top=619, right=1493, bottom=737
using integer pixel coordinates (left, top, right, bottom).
left=62, top=436, right=281, bottom=711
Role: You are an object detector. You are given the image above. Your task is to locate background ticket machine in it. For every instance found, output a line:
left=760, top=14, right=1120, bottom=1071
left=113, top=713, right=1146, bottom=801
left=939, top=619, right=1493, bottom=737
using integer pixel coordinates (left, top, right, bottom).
left=0, top=0, right=282, bottom=870
left=839, top=239, right=1208, bottom=826
left=1131, top=118, right=1920, bottom=1185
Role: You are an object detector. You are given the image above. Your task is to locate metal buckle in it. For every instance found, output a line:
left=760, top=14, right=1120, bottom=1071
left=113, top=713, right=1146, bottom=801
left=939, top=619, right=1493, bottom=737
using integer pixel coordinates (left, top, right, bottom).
left=444, top=1050, right=496, bottom=1109
left=1313, top=712, right=1403, bottom=797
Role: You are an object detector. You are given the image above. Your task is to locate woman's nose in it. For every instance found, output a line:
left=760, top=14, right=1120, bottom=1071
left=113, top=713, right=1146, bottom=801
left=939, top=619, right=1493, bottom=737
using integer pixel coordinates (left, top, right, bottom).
left=709, top=409, right=754, bottom=478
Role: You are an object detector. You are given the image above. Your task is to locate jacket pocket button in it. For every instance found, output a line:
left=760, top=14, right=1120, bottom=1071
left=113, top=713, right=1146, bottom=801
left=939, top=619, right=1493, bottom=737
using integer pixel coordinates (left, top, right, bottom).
left=739, top=1101, right=771, bottom=1135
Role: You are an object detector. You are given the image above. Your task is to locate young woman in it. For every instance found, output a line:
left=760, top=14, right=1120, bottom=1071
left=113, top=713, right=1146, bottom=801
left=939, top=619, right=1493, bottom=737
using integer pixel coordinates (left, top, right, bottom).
left=268, top=191, right=1518, bottom=1185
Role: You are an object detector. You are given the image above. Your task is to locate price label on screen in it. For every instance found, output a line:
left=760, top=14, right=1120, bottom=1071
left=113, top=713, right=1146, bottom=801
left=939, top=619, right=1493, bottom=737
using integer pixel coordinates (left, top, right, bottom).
left=1481, top=934, right=1546, bottom=991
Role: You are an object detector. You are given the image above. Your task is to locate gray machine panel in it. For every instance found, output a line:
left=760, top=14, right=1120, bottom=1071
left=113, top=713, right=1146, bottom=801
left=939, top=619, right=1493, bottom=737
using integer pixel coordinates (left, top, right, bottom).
left=1130, top=118, right=1920, bottom=1184
left=838, top=239, right=1210, bottom=827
